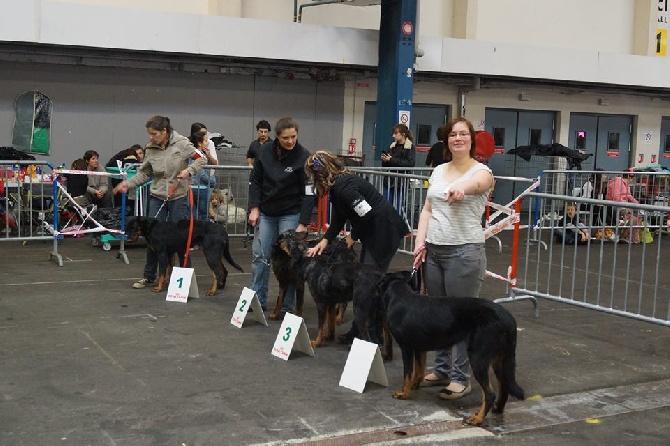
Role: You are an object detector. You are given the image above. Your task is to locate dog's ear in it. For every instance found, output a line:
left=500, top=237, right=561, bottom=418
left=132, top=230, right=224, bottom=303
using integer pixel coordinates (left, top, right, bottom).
left=294, top=231, right=308, bottom=241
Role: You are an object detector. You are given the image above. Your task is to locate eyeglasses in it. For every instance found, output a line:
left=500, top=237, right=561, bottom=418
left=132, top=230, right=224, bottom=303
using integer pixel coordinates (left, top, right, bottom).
left=447, top=132, right=471, bottom=139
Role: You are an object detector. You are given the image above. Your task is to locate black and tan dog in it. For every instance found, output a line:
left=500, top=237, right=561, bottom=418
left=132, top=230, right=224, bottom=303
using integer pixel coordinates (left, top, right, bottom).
left=269, top=230, right=356, bottom=322
left=274, top=230, right=384, bottom=347
left=125, top=216, right=243, bottom=296
left=378, top=271, right=525, bottom=426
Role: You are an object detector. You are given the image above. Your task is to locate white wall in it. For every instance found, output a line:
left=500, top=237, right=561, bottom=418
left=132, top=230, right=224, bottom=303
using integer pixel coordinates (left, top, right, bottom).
left=42, top=0, right=640, bottom=55
left=47, top=0, right=212, bottom=14
left=476, top=0, right=635, bottom=53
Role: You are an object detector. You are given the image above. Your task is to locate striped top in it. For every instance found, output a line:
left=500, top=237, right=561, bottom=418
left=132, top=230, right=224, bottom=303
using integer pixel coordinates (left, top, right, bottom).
left=425, top=162, right=491, bottom=245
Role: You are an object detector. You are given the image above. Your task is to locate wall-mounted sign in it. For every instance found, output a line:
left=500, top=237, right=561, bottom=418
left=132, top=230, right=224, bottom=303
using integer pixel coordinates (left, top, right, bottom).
left=398, top=110, right=410, bottom=125
left=644, top=131, right=653, bottom=144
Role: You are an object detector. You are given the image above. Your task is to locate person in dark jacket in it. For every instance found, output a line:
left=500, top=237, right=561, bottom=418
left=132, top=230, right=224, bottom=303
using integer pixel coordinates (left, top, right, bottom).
left=65, top=158, right=90, bottom=205
left=381, top=123, right=415, bottom=211
left=305, top=150, right=410, bottom=343
left=425, top=124, right=450, bottom=168
left=554, top=202, right=590, bottom=245
left=106, top=144, right=144, bottom=207
left=381, top=123, right=416, bottom=169
left=248, top=117, right=313, bottom=314
left=305, top=150, right=409, bottom=270
left=246, top=120, right=272, bottom=167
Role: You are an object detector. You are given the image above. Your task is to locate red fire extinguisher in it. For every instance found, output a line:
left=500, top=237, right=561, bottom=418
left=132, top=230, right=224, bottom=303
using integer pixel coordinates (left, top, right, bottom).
left=348, top=137, right=357, bottom=154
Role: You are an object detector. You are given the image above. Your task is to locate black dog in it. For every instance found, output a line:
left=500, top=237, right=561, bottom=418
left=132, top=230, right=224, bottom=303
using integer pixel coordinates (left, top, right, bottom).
left=125, top=216, right=243, bottom=296
left=275, top=231, right=385, bottom=348
left=269, top=230, right=356, bottom=321
left=378, top=271, right=525, bottom=426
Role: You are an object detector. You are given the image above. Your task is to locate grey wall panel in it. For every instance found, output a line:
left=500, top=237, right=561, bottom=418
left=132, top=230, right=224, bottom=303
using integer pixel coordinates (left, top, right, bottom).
left=314, top=81, right=345, bottom=154
left=251, top=77, right=343, bottom=153
left=0, top=61, right=343, bottom=167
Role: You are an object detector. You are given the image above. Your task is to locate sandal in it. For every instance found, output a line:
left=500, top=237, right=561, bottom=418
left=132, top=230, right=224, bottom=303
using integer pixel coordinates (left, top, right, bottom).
left=438, top=383, right=472, bottom=400
left=421, top=373, right=450, bottom=387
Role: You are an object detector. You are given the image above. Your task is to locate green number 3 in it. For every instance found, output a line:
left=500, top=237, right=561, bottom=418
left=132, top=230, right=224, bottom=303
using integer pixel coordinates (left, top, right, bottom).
left=282, top=327, right=292, bottom=341
left=238, top=299, right=247, bottom=312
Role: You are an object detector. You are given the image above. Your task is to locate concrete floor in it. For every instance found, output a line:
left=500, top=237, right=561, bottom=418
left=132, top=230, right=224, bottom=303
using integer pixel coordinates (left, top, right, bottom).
left=0, top=233, right=669, bottom=446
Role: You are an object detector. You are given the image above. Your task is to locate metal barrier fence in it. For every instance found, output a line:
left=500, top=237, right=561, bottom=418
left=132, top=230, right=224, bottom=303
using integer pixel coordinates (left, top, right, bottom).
left=8, top=158, right=669, bottom=326
left=1, top=160, right=135, bottom=266
left=207, top=165, right=434, bottom=254
left=509, top=169, right=670, bottom=327
left=1, top=160, right=59, bottom=245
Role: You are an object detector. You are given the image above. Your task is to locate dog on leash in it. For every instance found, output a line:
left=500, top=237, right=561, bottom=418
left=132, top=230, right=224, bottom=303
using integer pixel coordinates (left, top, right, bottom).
left=274, top=230, right=385, bottom=347
left=268, top=230, right=356, bottom=322
left=125, top=216, right=244, bottom=296
left=209, top=188, right=247, bottom=225
left=378, top=271, right=525, bottom=426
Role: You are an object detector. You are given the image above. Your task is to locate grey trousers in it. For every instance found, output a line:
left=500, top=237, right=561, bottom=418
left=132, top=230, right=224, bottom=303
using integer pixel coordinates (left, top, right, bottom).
left=424, top=242, right=486, bottom=385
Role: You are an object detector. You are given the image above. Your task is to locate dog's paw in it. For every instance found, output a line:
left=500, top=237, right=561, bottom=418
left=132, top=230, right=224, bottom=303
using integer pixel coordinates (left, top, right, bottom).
left=392, top=391, right=409, bottom=400
left=334, top=316, right=344, bottom=325
left=310, top=340, right=321, bottom=348
left=491, top=405, right=504, bottom=414
left=463, top=415, right=484, bottom=426
left=151, top=286, right=162, bottom=293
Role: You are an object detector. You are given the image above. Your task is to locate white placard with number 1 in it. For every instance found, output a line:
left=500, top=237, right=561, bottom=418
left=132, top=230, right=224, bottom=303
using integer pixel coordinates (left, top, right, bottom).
left=271, top=313, right=314, bottom=360
left=166, top=267, right=199, bottom=303
left=231, top=287, right=267, bottom=327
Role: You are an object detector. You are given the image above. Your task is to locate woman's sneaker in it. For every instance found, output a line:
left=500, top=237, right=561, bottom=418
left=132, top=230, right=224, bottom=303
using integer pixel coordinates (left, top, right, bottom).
left=132, top=278, right=153, bottom=289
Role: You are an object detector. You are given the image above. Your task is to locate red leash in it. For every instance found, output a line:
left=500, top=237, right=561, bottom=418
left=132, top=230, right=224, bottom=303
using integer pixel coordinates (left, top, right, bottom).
left=164, top=179, right=195, bottom=267
left=182, top=186, right=195, bottom=267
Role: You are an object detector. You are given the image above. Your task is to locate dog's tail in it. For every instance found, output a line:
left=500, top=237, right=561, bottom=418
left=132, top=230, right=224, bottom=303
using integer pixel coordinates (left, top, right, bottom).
left=223, top=244, right=244, bottom=273
left=502, top=330, right=525, bottom=401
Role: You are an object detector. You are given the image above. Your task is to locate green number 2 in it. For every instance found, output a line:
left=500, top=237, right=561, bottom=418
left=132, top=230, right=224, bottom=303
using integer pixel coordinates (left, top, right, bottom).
left=238, top=299, right=248, bottom=312
left=282, top=327, right=292, bottom=341
left=176, top=277, right=183, bottom=288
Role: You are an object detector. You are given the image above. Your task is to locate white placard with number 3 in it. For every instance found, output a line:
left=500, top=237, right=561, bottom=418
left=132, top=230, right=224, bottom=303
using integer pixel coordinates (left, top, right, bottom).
left=271, top=313, right=314, bottom=360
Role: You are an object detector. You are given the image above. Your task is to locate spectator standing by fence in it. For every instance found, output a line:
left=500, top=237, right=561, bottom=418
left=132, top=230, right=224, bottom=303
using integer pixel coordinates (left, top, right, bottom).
left=246, top=120, right=272, bottom=167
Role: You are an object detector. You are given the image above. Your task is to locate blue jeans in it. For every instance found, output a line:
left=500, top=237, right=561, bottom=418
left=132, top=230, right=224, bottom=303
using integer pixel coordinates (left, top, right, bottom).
left=424, top=242, right=486, bottom=385
left=191, top=186, right=210, bottom=221
left=250, top=212, right=300, bottom=310
left=142, top=195, right=192, bottom=282
left=382, top=186, right=405, bottom=214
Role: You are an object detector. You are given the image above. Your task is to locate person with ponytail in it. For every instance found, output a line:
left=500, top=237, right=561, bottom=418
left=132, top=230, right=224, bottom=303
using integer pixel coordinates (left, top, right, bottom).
left=113, top=115, right=207, bottom=289
left=305, top=150, right=410, bottom=342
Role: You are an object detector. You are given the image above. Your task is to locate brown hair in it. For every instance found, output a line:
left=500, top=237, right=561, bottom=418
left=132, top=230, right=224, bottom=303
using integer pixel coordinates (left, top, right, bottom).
left=392, top=123, right=414, bottom=142
left=145, top=115, right=172, bottom=133
left=445, top=116, right=476, bottom=158
left=304, top=150, right=350, bottom=197
left=275, top=117, right=299, bottom=136
left=71, top=158, right=87, bottom=170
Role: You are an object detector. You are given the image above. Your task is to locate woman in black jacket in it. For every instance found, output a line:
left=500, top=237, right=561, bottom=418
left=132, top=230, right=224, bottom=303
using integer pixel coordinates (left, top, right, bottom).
left=381, top=124, right=415, bottom=210
left=248, top=117, right=313, bottom=314
left=305, top=151, right=409, bottom=271
left=306, top=150, right=410, bottom=343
